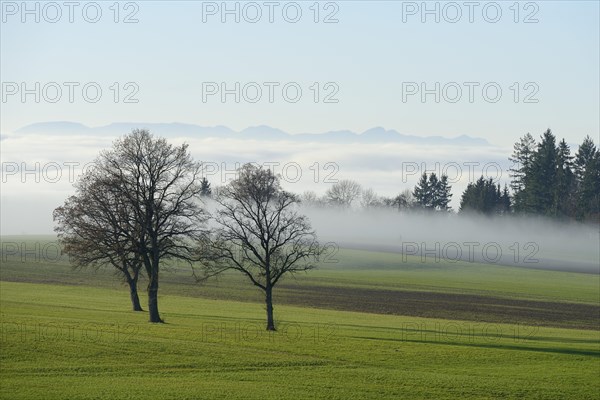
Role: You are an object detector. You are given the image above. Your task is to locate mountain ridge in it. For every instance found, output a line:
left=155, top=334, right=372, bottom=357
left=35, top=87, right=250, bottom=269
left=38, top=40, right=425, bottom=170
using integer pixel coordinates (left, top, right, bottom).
left=14, top=121, right=492, bottom=146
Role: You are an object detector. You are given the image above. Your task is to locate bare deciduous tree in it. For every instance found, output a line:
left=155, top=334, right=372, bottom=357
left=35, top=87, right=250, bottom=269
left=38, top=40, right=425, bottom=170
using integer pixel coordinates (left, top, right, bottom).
left=382, top=189, right=415, bottom=211
left=360, top=188, right=381, bottom=208
left=325, top=179, right=362, bottom=207
left=301, top=190, right=325, bottom=207
left=54, top=171, right=144, bottom=311
left=56, top=129, right=207, bottom=323
left=199, top=164, right=323, bottom=331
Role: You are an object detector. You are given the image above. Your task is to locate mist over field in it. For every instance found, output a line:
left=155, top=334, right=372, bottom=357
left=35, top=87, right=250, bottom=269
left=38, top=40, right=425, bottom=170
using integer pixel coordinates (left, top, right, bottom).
left=301, top=206, right=600, bottom=273
left=3, top=127, right=597, bottom=274
left=198, top=192, right=600, bottom=273
left=1, top=128, right=511, bottom=235
left=3, top=128, right=598, bottom=275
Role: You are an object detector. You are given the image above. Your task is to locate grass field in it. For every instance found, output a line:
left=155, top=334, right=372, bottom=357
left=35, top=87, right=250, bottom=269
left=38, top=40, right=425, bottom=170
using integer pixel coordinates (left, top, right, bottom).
left=1, top=236, right=599, bottom=399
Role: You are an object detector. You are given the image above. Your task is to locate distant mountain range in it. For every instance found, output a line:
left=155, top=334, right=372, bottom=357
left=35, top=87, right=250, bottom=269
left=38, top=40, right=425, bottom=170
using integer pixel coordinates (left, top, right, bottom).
left=14, top=122, right=491, bottom=146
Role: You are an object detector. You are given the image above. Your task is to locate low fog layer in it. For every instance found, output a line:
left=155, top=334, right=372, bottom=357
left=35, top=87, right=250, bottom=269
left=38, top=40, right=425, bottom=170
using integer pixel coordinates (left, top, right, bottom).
left=301, top=206, right=600, bottom=273
left=1, top=131, right=509, bottom=235
left=2, top=130, right=598, bottom=274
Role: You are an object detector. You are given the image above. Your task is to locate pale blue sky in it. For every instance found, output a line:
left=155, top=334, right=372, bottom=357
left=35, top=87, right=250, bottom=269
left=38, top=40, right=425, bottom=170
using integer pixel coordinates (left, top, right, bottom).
left=1, top=0, right=599, bottom=146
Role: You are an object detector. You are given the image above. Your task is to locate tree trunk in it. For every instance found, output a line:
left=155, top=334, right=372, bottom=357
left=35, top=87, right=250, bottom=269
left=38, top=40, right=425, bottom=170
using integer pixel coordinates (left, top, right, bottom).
left=128, top=278, right=143, bottom=312
left=265, top=286, right=275, bottom=331
left=122, top=264, right=143, bottom=312
left=147, top=272, right=162, bottom=323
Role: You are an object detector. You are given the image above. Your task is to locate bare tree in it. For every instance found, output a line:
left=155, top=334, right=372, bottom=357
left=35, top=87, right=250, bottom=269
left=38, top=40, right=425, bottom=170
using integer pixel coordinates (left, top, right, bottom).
left=398, top=188, right=415, bottom=208
left=59, top=129, right=208, bottom=323
left=199, top=164, right=323, bottom=331
left=360, top=188, right=381, bottom=208
left=301, top=190, right=325, bottom=207
left=382, top=189, right=415, bottom=211
left=54, top=171, right=144, bottom=311
left=325, top=179, right=362, bottom=207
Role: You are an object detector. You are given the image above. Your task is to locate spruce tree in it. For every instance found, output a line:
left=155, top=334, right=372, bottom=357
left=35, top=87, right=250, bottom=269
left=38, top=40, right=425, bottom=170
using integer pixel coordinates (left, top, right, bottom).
left=578, top=145, right=600, bottom=221
left=501, top=184, right=511, bottom=214
left=526, top=129, right=557, bottom=215
left=199, top=177, right=212, bottom=197
left=574, top=136, right=597, bottom=183
left=413, top=173, right=431, bottom=209
left=555, top=139, right=575, bottom=217
left=509, top=133, right=536, bottom=211
left=434, top=175, right=452, bottom=211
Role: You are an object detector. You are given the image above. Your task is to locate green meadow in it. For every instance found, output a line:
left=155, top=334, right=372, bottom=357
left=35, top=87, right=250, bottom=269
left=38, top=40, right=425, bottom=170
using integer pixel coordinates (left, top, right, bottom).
left=1, top=236, right=599, bottom=399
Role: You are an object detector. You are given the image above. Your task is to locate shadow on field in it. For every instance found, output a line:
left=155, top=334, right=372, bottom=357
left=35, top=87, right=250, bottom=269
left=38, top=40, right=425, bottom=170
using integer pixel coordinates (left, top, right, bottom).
left=332, top=323, right=600, bottom=346
left=351, top=336, right=600, bottom=358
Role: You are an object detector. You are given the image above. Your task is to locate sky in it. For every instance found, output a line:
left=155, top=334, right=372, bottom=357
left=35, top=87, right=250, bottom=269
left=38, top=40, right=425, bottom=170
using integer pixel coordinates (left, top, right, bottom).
left=1, top=1, right=598, bottom=146
left=1, top=1, right=599, bottom=235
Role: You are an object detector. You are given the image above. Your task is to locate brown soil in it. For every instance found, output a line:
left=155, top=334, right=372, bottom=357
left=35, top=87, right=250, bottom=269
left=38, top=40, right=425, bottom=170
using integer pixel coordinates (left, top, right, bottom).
left=278, top=283, right=600, bottom=330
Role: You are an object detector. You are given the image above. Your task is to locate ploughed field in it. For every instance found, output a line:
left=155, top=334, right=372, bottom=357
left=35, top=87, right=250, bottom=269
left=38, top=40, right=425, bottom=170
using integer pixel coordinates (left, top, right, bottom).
left=1, top=236, right=599, bottom=399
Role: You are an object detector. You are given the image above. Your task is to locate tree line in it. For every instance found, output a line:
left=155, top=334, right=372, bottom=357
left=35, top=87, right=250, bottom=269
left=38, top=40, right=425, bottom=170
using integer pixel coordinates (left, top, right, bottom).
left=297, top=130, right=599, bottom=222
left=508, top=130, right=599, bottom=221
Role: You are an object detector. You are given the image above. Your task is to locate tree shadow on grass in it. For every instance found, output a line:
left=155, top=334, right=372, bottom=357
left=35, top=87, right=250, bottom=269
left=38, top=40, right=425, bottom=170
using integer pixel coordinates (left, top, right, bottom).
left=351, top=335, right=600, bottom=357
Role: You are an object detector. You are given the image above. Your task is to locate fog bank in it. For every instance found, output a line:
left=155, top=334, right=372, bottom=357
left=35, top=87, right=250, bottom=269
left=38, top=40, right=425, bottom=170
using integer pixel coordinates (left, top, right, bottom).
left=302, top=206, right=600, bottom=273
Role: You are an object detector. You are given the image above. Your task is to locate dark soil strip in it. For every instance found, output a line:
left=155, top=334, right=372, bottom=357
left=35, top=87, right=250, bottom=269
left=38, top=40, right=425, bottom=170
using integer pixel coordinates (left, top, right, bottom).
left=278, top=284, right=600, bottom=330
